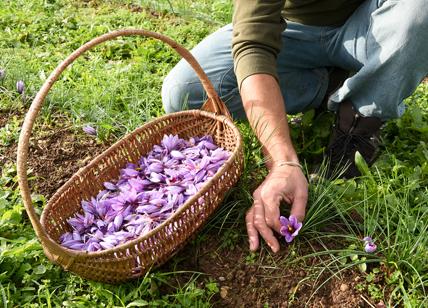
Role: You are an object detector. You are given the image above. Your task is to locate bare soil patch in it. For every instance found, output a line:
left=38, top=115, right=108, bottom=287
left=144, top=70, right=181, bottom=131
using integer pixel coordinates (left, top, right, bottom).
left=165, top=234, right=384, bottom=307
left=0, top=111, right=110, bottom=197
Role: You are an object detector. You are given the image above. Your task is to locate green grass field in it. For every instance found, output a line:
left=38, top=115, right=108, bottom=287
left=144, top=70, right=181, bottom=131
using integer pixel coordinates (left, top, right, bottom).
left=1, top=0, right=427, bottom=307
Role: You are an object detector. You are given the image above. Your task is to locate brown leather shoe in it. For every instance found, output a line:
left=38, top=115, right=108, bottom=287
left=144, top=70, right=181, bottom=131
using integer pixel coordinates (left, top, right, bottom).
left=325, top=101, right=383, bottom=179
left=315, top=67, right=349, bottom=116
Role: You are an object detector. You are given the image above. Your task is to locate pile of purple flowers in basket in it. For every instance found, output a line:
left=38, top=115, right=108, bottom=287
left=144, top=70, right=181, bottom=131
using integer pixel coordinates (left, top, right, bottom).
left=59, top=134, right=230, bottom=252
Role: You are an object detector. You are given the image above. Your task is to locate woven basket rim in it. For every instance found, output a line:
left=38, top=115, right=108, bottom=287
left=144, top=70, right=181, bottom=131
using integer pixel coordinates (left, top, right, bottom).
left=41, top=109, right=242, bottom=257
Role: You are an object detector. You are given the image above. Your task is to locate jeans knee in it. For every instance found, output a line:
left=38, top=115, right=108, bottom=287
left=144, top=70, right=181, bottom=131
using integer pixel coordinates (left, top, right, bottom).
left=161, top=76, right=180, bottom=113
left=393, top=0, right=428, bottom=34
left=162, top=72, right=198, bottom=113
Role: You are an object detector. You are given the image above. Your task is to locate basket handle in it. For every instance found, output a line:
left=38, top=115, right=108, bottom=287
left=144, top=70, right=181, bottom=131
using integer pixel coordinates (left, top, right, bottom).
left=17, top=29, right=231, bottom=246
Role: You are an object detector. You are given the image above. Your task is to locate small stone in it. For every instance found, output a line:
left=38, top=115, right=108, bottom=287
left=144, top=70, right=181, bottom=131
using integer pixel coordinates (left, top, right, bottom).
left=218, top=276, right=226, bottom=282
left=376, top=300, right=386, bottom=308
left=220, top=286, right=229, bottom=299
left=340, top=283, right=349, bottom=292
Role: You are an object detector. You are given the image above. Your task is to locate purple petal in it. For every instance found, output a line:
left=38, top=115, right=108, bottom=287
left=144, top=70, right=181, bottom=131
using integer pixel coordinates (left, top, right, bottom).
left=291, top=224, right=302, bottom=237
left=165, top=185, right=185, bottom=194
left=160, top=202, right=174, bottom=213
left=121, top=168, right=140, bottom=178
left=95, top=200, right=107, bottom=217
left=136, top=204, right=159, bottom=215
left=363, top=236, right=373, bottom=243
left=87, top=242, right=101, bottom=252
left=194, top=170, right=207, bottom=183
left=284, top=233, right=294, bottom=243
left=59, top=232, right=73, bottom=243
left=170, top=150, right=186, bottom=160
left=279, top=216, right=289, bottom=227
left=96, top=190, right=110, bottom=200
left=99, top=241, right=115, bottom=250
left=185, top=184, right=198, bottom=195
left=147, top=162, right=164, bottom=173
left=114, top=213, right=124, bottom=231
left=289, top=215, right=298, bottom=227
left=127, top=178, right=145, bottom=192
left=63, top=240, right=86, bottom=250
left=280, top=226, right=289, bottom=237
left=94, top=230, right=104, bottom=239
left=149, top=172, right=165, bottom=183
left=104, top=182, right=117, bottom=191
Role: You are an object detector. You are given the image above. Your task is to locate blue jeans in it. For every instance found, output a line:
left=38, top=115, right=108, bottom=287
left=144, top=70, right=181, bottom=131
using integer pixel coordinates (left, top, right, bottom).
left=162, top=0, right=428, bottom=121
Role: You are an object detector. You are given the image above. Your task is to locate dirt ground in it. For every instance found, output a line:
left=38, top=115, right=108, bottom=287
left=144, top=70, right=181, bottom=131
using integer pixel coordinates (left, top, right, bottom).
left=170, top=237, right=385, bottom=307
left=1, top=111, right=387, bottom=307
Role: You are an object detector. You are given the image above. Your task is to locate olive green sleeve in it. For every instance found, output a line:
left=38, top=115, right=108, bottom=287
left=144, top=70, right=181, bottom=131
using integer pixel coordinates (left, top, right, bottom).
left=232, top=0, right=286, bottom=90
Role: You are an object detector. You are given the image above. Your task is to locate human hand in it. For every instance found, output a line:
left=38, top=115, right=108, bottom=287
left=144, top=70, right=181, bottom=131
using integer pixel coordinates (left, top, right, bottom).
left=245, top=165, right=308, bottom=252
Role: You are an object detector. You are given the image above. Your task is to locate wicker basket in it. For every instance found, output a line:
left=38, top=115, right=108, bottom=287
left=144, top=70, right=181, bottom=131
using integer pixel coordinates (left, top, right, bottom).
left=17, top=29, right=244, bottom=283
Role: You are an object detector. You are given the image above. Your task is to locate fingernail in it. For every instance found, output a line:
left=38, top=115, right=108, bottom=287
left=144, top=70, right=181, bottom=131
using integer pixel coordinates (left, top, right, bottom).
left=268, top=243, right=278, bottom=253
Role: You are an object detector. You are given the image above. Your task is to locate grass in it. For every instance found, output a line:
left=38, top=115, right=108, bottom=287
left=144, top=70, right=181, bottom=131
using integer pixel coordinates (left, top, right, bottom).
left=1, top=0, right=428, bottom=307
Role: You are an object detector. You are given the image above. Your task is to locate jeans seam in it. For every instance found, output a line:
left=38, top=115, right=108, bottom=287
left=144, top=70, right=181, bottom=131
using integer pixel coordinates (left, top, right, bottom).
left=365, top=12, right=375, bottom=62
left=218, top=65, right=236, bottom=98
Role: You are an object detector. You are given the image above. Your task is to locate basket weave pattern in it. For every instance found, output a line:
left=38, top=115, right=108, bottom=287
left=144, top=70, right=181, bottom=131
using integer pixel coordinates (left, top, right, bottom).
left=17, top=29, right=244, bottom=283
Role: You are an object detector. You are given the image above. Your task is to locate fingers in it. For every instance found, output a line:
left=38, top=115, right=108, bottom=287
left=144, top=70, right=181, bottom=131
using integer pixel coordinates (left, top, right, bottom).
left=264, top=201, right=282, bottom=234
left=253, top=200, right=280, bottom=253
left=290, top=189, right=308, bottom=222
left=245, top=208, right=259, bottom=251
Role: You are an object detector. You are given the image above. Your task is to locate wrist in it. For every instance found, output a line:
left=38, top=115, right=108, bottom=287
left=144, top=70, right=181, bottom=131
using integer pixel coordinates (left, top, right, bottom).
left=272, top=160, right=303, bottom=170
left=264, top=147, right=299, bottom=169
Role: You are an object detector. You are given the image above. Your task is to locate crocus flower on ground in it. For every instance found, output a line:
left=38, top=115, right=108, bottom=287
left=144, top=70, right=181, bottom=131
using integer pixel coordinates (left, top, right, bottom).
left=60, top=134, right=230, bottom=252
left=16, top=80, right=25, bottom=94
left=0, top=69, right=5, bottom=80
left=83, top=125, right=97, bottom=136
left=279, top=215, right=302, bottom=243
left=363, top=236, right=377, bottom=253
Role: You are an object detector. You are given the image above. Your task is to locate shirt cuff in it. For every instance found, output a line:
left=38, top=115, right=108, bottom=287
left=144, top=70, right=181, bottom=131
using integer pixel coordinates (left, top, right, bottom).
left=234, top=49, right=279, bottom=91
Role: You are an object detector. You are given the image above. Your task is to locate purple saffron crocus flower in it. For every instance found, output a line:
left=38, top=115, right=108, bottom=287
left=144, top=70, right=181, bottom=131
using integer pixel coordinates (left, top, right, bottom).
left=279, top=215, right=302, bottom=243
left=161, top=134, right=181, bottom=152
left=363, top=236, right=372, bottom=242
left=364, top=242, right=377, bottom=253
left=83, top=125, right=97, bottom=136
left=16, top=80, right=25, bottom=94
left=363, top=236, right=377, bottom=253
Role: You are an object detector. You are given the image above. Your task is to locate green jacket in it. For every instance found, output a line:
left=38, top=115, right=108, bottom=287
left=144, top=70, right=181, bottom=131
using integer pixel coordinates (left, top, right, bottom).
left=232, top=0, right=363, bottom=88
